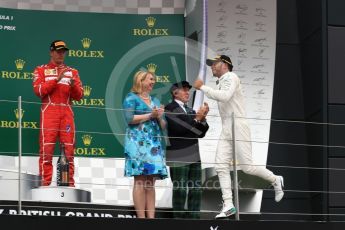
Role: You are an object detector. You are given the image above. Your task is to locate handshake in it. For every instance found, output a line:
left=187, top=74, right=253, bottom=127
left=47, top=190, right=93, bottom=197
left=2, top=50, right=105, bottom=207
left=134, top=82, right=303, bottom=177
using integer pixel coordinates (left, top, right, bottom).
left=195, top=102, right=209, bottom=122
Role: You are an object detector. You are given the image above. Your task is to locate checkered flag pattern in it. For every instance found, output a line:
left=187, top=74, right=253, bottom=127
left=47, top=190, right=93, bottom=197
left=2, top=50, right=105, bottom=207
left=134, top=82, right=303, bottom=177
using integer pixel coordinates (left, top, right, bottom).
left=0, top=0, right=185, bottom=14
left=74, top=157, right=173, bottom=207
left=0, top=156, right=173, bottom=207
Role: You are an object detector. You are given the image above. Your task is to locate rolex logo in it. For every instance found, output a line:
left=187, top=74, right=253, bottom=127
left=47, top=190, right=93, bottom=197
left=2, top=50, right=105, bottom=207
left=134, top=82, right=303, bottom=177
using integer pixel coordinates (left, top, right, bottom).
left=14, top=109, right=24, bottom=120
left=133, top=16, right=168, bottom=36
left=83, top=85, right=92, bottom=97
left=145, top=17, right=156, bottom=27
left=81, top=38, right=92, bottom=49
left=82, top=135, right=93, bottom=146
left=15, top=59, right=25, bottom=71
left=69, top=38, right=104, bottom=58
left=147, top=63, right=157, bottom=74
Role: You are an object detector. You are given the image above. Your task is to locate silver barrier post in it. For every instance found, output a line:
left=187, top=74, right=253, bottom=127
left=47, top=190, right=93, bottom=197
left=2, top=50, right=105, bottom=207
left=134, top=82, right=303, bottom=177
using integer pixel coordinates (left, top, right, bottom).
left=18, top=96, right=22, bottom=214
left=231, top=112, right=240, bottom=220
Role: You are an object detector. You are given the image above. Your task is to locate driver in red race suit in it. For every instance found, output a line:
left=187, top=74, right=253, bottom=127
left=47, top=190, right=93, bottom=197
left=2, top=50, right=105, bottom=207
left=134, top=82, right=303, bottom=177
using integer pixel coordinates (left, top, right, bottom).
left=32, top=40, right=83, bottom=186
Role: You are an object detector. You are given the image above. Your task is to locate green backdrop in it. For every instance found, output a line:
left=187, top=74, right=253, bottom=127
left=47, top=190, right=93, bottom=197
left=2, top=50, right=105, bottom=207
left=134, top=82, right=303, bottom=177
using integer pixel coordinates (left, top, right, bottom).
left=0, top=7, right=185, bottom=158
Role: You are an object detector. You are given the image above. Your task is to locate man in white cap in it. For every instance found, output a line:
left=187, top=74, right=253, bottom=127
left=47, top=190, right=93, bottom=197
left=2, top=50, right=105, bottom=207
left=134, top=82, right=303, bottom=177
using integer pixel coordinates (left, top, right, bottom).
left=194, top=55, right=284, bottom=219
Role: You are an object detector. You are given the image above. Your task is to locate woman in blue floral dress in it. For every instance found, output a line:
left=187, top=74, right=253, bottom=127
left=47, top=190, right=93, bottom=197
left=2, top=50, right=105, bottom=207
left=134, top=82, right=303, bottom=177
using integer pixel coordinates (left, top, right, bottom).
left=123, top=70, right=168, bottom=218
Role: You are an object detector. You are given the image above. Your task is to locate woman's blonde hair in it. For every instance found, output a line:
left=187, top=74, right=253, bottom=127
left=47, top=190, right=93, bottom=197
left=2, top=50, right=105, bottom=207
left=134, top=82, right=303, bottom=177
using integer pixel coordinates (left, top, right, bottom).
left=131, top=70, right=155, bottom=94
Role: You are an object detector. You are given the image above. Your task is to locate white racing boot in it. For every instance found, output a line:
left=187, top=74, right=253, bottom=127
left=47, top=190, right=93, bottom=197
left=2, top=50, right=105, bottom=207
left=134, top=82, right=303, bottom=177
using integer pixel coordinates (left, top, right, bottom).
left=272, top=175, right=284, bottom=202
left=215, top=202, right=237, bottom=219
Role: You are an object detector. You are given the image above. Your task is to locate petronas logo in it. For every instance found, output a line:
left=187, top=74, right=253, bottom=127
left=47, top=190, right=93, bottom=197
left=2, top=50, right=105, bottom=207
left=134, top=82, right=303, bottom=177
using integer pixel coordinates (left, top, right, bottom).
left=83, top=85, right=92, bottom=97
left=147, top=63, right=157, bottom=74
left=146, top=17, right=156, bottom=27
left=15, top=59, right=25, bottom=71
left=230, top=159, right=239, bottom=166
left=14, top=109, right=24, bottom=120
left=82, top=135, right=92, bottom=146
left=81, top=38, right=92, bottom=49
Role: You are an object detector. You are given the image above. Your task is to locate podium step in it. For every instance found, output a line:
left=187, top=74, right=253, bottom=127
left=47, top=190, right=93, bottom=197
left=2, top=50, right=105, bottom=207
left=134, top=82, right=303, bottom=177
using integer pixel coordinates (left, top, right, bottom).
left=0, top=169, right=40, bottom=200
left=31, top=186, right=91, bottom=203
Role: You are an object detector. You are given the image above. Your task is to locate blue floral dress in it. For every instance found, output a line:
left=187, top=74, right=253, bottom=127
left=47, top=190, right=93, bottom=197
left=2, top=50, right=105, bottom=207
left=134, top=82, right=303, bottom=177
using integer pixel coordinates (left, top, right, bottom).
left=123, top=92, right=168, bottom=179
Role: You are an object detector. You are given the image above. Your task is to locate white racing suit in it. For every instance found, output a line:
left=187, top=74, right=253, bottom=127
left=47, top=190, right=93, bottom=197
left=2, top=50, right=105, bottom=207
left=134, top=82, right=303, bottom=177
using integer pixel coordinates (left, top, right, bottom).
left=200, top=71, right=276, bottom=204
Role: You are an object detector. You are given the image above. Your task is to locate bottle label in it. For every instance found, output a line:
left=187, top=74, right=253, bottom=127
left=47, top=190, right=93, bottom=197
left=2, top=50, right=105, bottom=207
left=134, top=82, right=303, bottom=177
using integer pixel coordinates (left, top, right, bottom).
left=57, top=144, right=70, bottom=186
left=62, top=171, right=68, bottom=185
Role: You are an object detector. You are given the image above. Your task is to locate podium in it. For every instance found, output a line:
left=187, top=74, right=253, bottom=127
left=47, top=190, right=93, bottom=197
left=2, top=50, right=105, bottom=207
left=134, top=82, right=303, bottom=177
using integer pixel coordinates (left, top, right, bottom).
left=31, top=186, right=91, bottom=203
left=0, top=169, right=40, bottom=200
left=200, top=167, right=270, bottom=218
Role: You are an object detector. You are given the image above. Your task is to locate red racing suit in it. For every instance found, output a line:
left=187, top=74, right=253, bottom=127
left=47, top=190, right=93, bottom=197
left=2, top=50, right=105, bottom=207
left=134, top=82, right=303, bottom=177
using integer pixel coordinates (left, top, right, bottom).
left=33, top=62, right=83, bottom=186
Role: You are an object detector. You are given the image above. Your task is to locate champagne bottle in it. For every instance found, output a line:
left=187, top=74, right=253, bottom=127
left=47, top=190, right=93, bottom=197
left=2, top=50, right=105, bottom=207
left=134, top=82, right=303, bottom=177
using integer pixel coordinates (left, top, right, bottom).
left=57, top=143, right=69, bottom=186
